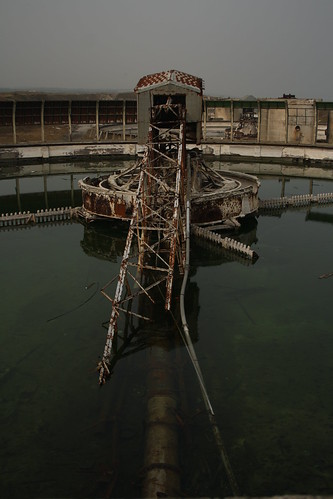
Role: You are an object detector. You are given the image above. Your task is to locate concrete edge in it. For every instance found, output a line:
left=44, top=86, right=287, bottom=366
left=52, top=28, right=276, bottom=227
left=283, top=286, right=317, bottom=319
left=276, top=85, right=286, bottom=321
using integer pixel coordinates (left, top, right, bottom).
left=1, top=141, right=333, bottom=167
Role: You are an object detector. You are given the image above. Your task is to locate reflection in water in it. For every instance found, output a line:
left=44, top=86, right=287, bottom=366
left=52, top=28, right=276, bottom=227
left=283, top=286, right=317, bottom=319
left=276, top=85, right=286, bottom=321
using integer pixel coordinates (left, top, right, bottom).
left=0, top=183, right=82, bottom=214
left=79, top=220, right=260, bottom=496
left=79, top=219, right=259, bottom=367
left=0, top=163, right=333, bottom=497
left=259, top=205, right=333, bottom=226
left=306, top=210, right=333, bottom=224
left=80, top=223, right=129, bottom=263
left=0, top=161, right=128, bottom=212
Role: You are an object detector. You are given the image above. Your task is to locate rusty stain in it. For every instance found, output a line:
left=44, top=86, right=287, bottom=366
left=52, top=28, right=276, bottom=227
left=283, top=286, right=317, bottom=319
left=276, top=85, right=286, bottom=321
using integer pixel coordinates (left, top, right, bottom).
left=79, top=164, right=259, bottom=226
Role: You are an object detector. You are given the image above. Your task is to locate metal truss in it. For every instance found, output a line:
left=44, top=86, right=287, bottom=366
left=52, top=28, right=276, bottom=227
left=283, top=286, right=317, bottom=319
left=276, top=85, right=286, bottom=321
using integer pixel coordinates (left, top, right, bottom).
left=98, top=112, right=187, bottom=384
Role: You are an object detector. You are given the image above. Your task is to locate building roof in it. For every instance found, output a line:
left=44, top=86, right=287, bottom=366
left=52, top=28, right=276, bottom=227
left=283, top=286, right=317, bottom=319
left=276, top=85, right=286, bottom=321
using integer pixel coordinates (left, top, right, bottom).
left=0, top=91, right=136, bottom=102
left=134, top=70, right=203, bottom=94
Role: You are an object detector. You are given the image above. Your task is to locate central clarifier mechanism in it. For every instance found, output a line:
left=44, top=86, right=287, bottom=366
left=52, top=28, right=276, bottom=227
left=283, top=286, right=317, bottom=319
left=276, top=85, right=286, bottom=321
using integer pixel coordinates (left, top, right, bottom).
left=78, top=71, right=259, bottom=497
left=79, top=72, right=259, bottom=231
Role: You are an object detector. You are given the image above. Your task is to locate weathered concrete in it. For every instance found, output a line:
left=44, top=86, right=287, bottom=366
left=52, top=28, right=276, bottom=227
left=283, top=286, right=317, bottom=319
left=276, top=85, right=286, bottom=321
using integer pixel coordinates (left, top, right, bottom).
left=199, top=142, right=333, bottom=165
left=260, top=107, right=286, bottom=143
left=1, top=90, right=333, bottom=166
left=0, top=142, right=137, bottom=163
left=215, top=161, right=333, bottom=180
left=2, top=141, right=333, bottom=166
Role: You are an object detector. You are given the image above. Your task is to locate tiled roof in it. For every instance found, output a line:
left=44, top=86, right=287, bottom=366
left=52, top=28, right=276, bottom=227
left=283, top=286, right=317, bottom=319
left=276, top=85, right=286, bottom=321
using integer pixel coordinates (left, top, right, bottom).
left=135, top=70, right=203, bottom=94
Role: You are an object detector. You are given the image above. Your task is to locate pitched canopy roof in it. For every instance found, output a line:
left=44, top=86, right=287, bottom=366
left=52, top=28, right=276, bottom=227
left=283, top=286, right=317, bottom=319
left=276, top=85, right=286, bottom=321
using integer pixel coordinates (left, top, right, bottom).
left=135, top=70, right=203, bottom=94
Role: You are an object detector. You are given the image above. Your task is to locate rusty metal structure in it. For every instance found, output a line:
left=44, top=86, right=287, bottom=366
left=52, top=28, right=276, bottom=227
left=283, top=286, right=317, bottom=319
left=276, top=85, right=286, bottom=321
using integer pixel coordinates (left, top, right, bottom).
left=3, top=74, right=333, bottom=498
left=77, top=71, right=260, bottom=385
left=79, top=161, right=259, bottom=227
left=135, top=69, right=203, bottom=145
left=92, top=98, right=189, bottom=495
left=96, top=103, right=187, bottom=384
left=78, top=72, right=260, bottom=496
left=78, top=72, right=259, bottom=228
left=78, top=71, right=257, bottom=230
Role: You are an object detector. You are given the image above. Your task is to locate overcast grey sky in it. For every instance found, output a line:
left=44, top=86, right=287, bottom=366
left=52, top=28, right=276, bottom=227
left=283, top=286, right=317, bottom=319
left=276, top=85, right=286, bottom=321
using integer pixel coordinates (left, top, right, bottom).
left=0, top=0, right=332, bottom=99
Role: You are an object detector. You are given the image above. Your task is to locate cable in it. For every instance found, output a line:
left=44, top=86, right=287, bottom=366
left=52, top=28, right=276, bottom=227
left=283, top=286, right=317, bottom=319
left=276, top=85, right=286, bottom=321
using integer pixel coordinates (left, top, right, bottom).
left=47, top=282, right=99, bottom=323
left=178, top=154, right=240, bottom=496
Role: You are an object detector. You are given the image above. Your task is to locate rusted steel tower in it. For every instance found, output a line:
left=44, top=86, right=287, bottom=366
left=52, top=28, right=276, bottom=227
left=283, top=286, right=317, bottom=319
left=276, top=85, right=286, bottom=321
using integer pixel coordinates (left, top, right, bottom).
left=79, top=71, right=259, bottom=496
left=77, top=71, right=260, bottom=386
left=96, top=100, right=189, bottom=497
left=98, top=100, right=187, bottom=384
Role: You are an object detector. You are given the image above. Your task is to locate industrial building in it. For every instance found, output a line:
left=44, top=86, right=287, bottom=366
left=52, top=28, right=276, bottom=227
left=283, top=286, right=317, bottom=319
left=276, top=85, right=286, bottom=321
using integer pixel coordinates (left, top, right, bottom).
left=1, top=70, right=333, bottom=164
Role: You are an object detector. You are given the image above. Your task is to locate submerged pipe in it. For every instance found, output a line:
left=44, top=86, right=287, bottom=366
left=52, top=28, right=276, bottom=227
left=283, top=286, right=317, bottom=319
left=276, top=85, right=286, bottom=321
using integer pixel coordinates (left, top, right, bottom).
left=142, top=340, right=180, bottom=498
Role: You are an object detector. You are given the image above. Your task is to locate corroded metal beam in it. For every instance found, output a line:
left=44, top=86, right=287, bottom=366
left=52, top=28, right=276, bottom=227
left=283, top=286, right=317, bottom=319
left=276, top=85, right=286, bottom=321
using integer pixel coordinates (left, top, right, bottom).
left=98, top=109, right=187, bottom=384
left=98, top=163, right=146, bottom=384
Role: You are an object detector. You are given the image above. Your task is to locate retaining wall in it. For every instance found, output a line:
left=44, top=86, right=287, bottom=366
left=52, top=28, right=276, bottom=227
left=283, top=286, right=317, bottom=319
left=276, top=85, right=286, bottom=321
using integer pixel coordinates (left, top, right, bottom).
left=1, top=141, right=333, bottom=166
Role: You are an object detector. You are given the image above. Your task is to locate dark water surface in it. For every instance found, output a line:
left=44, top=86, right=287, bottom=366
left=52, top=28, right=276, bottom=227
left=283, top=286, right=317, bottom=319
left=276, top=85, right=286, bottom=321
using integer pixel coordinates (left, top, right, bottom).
left=0, top=162, right=333, bottom=497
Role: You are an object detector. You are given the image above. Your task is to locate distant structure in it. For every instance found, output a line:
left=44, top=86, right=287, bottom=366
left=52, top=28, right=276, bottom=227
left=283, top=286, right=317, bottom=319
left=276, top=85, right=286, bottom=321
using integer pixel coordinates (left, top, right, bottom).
left=135, top=69, right=203, bottom=145
left=1, top=72, right=333, bottom=164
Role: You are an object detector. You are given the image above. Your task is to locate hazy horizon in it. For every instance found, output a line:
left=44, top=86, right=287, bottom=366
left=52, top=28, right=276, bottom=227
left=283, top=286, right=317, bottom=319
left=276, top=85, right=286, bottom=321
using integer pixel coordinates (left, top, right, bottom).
left=0, top=86, right=255, bottom=99
left=1, top=0, right=333, bottom=100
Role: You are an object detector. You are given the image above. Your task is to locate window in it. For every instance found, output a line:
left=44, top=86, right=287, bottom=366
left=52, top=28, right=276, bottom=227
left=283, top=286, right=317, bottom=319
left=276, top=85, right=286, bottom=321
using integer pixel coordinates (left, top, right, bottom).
left=16, top=102, right=41, bottom=125
left=125, top=101, right=137, bottom=124
left=0, top=102, right=13, bottom=126
left=71, top=101, right=96, bottom=124
left=44, top=101, right=69, bottom=124
left=99, top=101, right=123, bottom=124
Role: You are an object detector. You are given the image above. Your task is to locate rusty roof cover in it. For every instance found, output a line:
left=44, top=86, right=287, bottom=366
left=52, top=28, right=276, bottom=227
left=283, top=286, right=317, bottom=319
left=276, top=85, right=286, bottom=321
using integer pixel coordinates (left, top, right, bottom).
left=135, top=70, right=203, bottom=94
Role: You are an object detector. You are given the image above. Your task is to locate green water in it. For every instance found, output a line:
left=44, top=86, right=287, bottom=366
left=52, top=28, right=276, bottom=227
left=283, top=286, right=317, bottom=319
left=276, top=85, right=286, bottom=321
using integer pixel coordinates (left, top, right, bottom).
left=192, top=207, right=333, bottom=495
left=0, top=165, right=333, bottom=497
